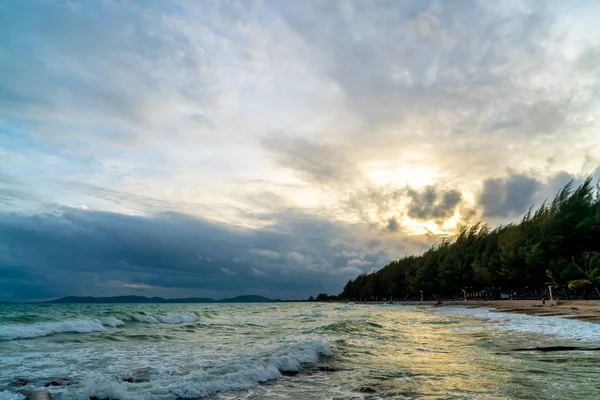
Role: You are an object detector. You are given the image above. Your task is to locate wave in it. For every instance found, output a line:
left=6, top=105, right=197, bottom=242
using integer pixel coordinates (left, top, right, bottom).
left=84, top=340, right=332, bottom=400
left=129, top=312, right=198, bottom=324
left=132, top=314, right=159, bottom=323
left=100, top=316, right=125, bottom=327
left=292, top=311, right=327, bottom=318
left=156, top=312, right=198, bottom=324
left=0, top=312, right=199, bottom=340
left=0, top=319, right=107, bottom=341
left=0, top=391, right=25, bottom=400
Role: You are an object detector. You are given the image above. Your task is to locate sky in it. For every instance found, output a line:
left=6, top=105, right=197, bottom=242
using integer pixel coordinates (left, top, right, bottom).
left=1, top=0, right=600, bottom=302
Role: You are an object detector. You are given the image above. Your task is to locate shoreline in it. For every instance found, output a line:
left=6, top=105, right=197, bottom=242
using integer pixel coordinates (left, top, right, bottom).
left=354, top=300, right=600, bottom=322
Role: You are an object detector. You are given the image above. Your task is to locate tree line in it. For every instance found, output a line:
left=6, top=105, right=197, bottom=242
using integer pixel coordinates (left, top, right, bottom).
left=340, top=178, right=600, bottom=301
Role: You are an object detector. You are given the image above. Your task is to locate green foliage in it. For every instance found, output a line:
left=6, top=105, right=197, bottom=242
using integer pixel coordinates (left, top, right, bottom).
left=562, top=252, right=600, bottom=295
left=341, top=178, right=600, bottom=299
left=314, top=293, right=340, bottom=302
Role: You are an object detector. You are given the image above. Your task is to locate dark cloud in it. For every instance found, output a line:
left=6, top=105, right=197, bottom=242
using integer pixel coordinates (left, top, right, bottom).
left=478, top=173, right=540, bottom=218
left=0, top=208, right=396, bottom=302
left=386, top=217, right=399, bottom=232
left=406, top=186, right=462, bottom=221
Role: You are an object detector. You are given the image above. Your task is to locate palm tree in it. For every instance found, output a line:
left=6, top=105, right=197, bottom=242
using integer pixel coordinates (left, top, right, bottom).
left=546, top=259, right=568, bottom=289
left=545, top=258, right=570, bottom=299
left=560, top=252, right=600, bottom=297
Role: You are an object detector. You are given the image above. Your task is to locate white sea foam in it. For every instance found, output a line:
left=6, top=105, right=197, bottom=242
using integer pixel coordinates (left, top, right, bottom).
left=167, top=340, right=331, bottom=398
left=82, top=340, right=332, bottom=400
left=335, top=305, right=355, bottom=311
left=131, top=312, right=198, bottom=324
left=292, top=311, right=327, bottom=318
left=439, top=306, right=600, bottom=341
left=100, top=316, right=125, bottom=327
left=132, top=314, right=159, bottom=323
left=156, top=312, right=198, bottom=324
left=0, top=319, right=107, bottom=341
left=0, top=391, right=25, bottom=400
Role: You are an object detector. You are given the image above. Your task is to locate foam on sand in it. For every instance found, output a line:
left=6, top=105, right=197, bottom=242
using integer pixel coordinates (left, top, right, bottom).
left=439, top=306, right=600, bottom=341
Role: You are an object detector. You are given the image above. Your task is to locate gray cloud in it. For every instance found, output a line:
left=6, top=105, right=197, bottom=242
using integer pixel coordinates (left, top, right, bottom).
left=386, top=217, right=399, bottom=232
left=262, top=135, right=356, bottom=185
left=1, top=2, right=202, bottom=115
left=406, top=186, right=462, bottom=221
left=0, top=171, right=39, bottom=206
left=478, top=173, right=540, bottom=218
left=273, top=0, right=596, bottom=138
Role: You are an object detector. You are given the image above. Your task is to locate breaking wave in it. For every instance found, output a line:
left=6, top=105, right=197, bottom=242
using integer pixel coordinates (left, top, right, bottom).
left=83, top=340, right=332, bottom=400
left=0, top=312, right=199, bottom=341
left=0, top=319, right=108, bottom=341
left=130, top=312, right=198, bottom=324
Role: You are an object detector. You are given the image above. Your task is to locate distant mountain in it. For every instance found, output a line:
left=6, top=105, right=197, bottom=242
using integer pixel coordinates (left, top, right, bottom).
left=217, top=295, right=277, bottom=303
left=45, top=295, right=277, bottom=304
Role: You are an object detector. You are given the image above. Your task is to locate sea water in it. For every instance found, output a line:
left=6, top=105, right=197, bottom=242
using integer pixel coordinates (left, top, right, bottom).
left=1, top=303, right=599, bottom=399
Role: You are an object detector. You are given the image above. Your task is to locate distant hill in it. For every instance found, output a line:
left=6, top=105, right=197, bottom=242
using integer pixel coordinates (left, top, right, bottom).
left=217, top=295, right=278, bottom=303
left=45, top=295, right=277, bottom=304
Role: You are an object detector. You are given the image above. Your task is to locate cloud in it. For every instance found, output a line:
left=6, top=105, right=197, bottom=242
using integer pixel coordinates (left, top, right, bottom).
left=0, top=170, right=39, bottom=207
left=0, top=207, right=408, bottom=301
left=123, top=283, right=153, bottom=289
left=287, top=252, right=305, bottom=263
left=405, top=186, right=462, bottom=221
left=274, top=0, right=598, bottom=137
left=386, top=217, right=399, bottom=232
left=250, top=249, right=280, bottom=259
left=478, top=173, right=540, bottom=218
left=221, top=268, right=237, bottom=276
left=1, top=0, right=600, bottom=302
left=261, top=135, right=356, bottom=185
left=347, top=258, right=372, bottom=268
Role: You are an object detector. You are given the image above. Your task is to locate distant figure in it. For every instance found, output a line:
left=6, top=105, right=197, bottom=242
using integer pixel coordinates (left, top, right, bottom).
left=542, top=295, right=546, bottom=306
left=584, top=290, right=589, bottom=301
left=435, top=300, right=443, bottom=306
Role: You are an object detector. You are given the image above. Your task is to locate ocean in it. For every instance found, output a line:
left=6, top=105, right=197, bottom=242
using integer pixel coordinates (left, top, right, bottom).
left=1, top=303, right=599, bottom=400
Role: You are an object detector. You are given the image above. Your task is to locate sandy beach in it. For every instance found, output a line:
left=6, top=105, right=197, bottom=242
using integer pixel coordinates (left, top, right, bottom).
left=374, top=300, right=600, bottom=322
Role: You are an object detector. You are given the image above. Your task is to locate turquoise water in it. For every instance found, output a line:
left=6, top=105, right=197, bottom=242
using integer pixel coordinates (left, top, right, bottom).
left=1, top=303, right=600, bottom=399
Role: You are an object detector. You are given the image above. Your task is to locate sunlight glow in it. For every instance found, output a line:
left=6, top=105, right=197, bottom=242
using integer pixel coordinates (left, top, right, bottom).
left=365, top=164, right=436, bottom=188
